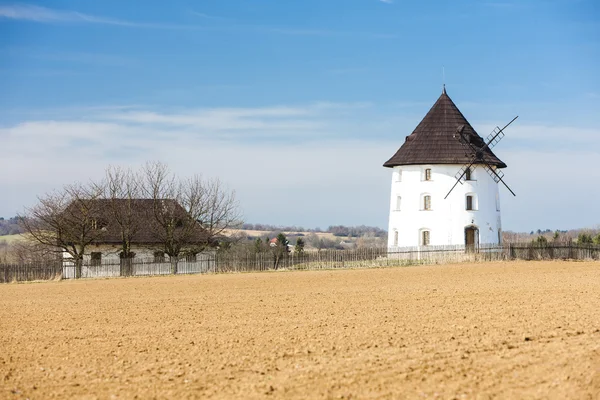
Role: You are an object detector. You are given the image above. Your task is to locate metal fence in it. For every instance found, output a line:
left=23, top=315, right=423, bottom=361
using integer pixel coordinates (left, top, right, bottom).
left=2, top=242, right=599, bottom=284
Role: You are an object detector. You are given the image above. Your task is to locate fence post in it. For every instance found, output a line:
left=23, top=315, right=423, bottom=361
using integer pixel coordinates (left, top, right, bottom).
left=568, top=240, right=573, bottom=260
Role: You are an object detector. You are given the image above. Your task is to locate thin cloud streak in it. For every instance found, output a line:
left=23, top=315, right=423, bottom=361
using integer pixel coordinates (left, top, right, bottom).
left=0, top=4, right=203, bottom=30
left=1, top=4, right=397, bottom=38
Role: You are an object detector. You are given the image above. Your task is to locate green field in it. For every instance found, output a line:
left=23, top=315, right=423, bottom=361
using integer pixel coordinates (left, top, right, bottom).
left=0, top=234, right=25, bottom=244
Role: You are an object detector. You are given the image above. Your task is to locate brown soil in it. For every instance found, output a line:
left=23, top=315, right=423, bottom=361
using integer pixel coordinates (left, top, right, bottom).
left=1, top=261, right=599, bottom=399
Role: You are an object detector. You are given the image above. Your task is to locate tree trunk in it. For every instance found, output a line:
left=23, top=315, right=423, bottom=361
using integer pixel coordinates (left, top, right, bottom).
left=170, top=258, right=178, bottom=275
left=120, top=257, right=132, bottom=277
left=75, top=258, right=83, bottom=279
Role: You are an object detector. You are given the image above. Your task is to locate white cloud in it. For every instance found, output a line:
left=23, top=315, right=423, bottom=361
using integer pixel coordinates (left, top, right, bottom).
left=1, top=4, right=397, bottom=38
left=0, top=4, right=136, bottom=26
left=501, top=149, right=600, bottom=231
left=0, top=4, right=196, bottom=29
left=1, top=103, right=598, bottom=231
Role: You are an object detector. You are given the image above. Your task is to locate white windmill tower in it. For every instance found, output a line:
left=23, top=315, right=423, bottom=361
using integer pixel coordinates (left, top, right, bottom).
left=383, top=87, right=517, bottom=249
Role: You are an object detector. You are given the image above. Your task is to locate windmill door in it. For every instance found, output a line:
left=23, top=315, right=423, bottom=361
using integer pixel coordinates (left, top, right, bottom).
left=465, top=227, right=479, bottom=252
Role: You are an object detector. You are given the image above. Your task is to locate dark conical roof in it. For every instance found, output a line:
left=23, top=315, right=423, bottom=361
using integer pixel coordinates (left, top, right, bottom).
left=383, top=89, right=507, bottom=168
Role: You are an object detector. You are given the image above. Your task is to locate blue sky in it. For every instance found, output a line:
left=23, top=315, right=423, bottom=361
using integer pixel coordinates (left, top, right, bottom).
left=1, top=0, right=599, bottom=232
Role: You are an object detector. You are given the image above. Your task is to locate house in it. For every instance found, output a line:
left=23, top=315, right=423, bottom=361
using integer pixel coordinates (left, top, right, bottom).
left=383, top=87, right=506, bottom=248
left=268, top=237, right=293, bottom=252
left=61, top=198, right=214, bottom=265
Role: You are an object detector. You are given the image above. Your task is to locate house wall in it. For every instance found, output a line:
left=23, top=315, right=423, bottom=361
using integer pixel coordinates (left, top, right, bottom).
left=61, top=245, right=216, bottom=278
left=80, top=244, right=158, bottom=262
left=387, top=164, right=502, bottom=248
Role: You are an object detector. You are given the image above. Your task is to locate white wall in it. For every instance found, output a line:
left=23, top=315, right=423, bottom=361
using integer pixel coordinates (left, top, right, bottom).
left=80, top=245, right=158, bottom=262
left=387, top=164, right=502, bottom=247
left=61, top=245, right=216, bottom=278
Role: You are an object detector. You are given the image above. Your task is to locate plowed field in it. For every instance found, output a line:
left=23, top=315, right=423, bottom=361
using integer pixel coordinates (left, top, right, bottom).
left=1, top=261, right=599, bottom=399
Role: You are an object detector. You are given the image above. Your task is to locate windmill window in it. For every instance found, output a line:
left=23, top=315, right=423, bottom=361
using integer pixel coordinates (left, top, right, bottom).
left=465, top=168, right=472, bottom=181
left=423, top=195, right=431, bottom=210
left=396, top=169, right=402, bottom=182
left=421, top=230, right=430, bottom=246
left=424, top=168, right=432, bottom=181
left=496, top=192, right=500, bottom=211
left=395, top=196, right=401, bottom=211
left=466, top=194, right=477, bottom=211
left=393, top=230, right=398, bottom=247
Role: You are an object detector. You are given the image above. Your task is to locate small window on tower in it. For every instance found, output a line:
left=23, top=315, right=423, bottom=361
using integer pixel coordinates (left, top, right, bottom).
left=393, top=230, right=398, bottom=247
left=466, top=195, right=474, bottom=210
left=465, top=168, right=472, bottom=181
left=422, top=230, right=430, bottom=246
left=423, top=195, right=431, bottom=210
left=396, top=169, right=402, bottom=182
left=395, top=196, right=401, bottom=211
left=424, top=168, right=432, bottom=181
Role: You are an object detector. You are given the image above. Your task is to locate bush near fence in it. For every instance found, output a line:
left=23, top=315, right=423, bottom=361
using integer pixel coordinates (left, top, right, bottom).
left=1, top=242, right=599, bottom=283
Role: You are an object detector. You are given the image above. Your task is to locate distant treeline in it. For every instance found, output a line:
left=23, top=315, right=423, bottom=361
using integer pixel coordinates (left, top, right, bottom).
left=503, top=227, right=600, bottom=244
left=0, top=217, right=23, bottom=236
left=242, top=223, right=321, bottom=232
left=241, top=223, right=387, bottom=237
left=327, top=225, right=387, bottom=238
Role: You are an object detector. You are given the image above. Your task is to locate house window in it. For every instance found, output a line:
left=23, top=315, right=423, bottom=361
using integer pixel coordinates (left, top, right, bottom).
left=153, top=251, right=165, bottom=263
left=466, top=195, right=474, bottom=210
left=396, top=168, right=402, bottom=182
left=395, top=196, right=401, bottom=211
left=421, top=230, right=430, bottom=246
left=91, top=252, right=102, bottom=266
left=465, top=167, right=472, bottom=181
left=424, top=168, right=432, bottom=181
left=423, top=195, right=431, bottom=210
left=393, top=230, right=398, bottom=247
left=90, top=219, right=106, bottom=230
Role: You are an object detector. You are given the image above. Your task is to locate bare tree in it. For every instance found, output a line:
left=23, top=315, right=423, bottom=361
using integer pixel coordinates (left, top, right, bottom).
left=97, top=166, right=143, bottom=276
left=185, top=174, right=242, bottom=247
left=141, top=162, right=181, bottom=273
left=19, top=183, right=105, bottom=278
left=6, top=238, right=56, bottom=265
left=142, top=161, right=242, bottom=273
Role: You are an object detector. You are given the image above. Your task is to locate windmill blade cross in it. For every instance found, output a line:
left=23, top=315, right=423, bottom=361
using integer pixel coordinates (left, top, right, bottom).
left=483, top=164, right=516, bottom=197
left=446, top=115, right=518, bottom=200
left=444, top=160, right=477, bottom=199
left=482, top=115, right=518, bottom=152
left=482, top=163, right=505, bottom=182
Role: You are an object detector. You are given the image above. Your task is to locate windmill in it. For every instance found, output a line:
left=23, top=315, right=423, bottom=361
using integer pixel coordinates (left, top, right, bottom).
left=444, top=116, right=518, bottom=199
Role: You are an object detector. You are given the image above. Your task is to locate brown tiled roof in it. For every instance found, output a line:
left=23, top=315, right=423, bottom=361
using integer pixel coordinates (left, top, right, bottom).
left=64, top=199, right=210, bottom=246
left=383, top=89, right=507, bottom=168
